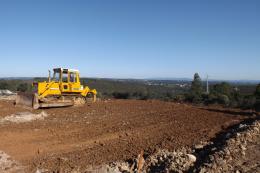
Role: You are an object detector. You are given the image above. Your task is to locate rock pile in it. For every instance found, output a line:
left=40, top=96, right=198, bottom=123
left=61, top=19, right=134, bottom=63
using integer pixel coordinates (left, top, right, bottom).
left=0, top=111, right=48, bottom=124
left=0, top=90, right=14, bottom=96
left=144, top=148, right=196, bottom=173
left=0, top=90, right=16, bottom=100
left=86, top=148, right=196, bottom=173
left=92, top=119, right=260, bottom=173
left=197, top=119, right=260, bottom=173
left=0, top=150, right=24, bottom=173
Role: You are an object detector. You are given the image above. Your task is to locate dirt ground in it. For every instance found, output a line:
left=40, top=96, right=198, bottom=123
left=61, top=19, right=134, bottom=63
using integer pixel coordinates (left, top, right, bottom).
left=0, top=99, right=252, bottom=172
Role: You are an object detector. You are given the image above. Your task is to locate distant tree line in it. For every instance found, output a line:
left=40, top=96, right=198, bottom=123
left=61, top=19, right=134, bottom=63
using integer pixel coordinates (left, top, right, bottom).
left=1, top=76, right=259, bottom=112
left=176, top=73, right=260, bottom=111
left=0, top=80, right=32, bottom=92
left=0, top=78, right=187, bottom=100
left=81, top=78, right=187, bottom=101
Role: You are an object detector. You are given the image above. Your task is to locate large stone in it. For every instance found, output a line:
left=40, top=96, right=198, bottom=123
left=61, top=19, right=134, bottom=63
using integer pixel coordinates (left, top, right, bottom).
left=186, top=154, right=196, bottom=163
left=194, top=144, right=204, bottom=149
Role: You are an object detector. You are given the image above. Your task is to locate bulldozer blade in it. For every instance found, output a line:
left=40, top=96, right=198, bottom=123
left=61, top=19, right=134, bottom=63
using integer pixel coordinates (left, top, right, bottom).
left=15, top=93, right=73, bottom=109
left=39, top=102, right=74, bottom=108
left=15, top=92, right=35, bottom=108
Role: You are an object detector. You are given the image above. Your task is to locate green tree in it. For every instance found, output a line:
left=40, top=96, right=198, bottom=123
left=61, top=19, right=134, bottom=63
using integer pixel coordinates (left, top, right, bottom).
left=217, top=94, right=230, bottom=106
left=188, top=73, right=203, bottom=103
left=191, top=73, right=203, bottom=95
left=17, top=83, right=29, bottom=92
left=255, top=84, right=260, bottom=98
left=241, top=95, right=256, bottom=109
left=255, top=84, right=260, bottom=112
left=0, top=82, right=9, bottom=90
left=212, top=82, right=232, bottom=96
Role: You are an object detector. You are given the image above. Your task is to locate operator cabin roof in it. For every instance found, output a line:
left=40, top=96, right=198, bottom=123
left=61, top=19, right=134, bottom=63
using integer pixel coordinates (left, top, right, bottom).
left=53, top=68, right=79, bottom=73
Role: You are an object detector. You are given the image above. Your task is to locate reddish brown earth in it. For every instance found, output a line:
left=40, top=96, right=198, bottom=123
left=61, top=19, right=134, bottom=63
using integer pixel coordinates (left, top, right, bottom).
left=0, top=99, right=250, bottom=172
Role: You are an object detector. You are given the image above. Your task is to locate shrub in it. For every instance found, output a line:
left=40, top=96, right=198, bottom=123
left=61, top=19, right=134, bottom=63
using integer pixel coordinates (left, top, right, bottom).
left=255, top=84, right=260, bottom=98
left=204, top=93, right=218, bottom=105
left=96, top=92, right=103, bottom=99
left=174, top=94, right=186, bottom=102
left=140, top=94, right=150, bottom=100
left=212, top=82, right=232, bottom=97
left=255, top=99, right=260, bottom=112
left=0, top=82, right=9, bottom=90
left=191, top=94, right=203, bottom=104
left=255, top=84, right=260, bottom=111
left=241, top=95, right=256, bottom=109
left=17, top=83, right=29, bottom=92
left=230, top=91, right=243, bottom=107
left=112, top=92, right=130, bottom=99
left=217, top=94, right=230, bottom=106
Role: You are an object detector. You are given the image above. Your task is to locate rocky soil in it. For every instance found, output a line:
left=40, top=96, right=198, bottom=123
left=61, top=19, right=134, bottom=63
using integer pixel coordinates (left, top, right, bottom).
left=195, top=118, right=260, bottom=173
left=0, top=90, right=16, bottom=101
left=87, top=117, right=260, bottom=173
left=0, top=150, right=24, bottom=173
left=0, top=111, right=48, bottom=124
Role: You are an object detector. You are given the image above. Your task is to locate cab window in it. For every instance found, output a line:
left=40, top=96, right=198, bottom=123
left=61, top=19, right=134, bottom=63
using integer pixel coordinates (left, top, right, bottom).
left=53, top=71, right=61, bottom=82
left=70, top=73, right=76, bottom=83
left=62, top=71, right=68, bottom=82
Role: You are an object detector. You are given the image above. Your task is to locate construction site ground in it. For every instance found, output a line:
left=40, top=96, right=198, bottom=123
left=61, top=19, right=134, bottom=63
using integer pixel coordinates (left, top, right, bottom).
left=0, top=99, right=256, bottom=172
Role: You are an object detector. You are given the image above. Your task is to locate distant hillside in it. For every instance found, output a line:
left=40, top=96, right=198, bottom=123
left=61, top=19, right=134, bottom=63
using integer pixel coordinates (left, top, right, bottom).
left=0, top=77, right=258, bottom=97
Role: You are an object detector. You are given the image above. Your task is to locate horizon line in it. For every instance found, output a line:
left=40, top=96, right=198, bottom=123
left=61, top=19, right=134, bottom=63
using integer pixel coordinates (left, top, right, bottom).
left=0, top=76, right=259, bottom=82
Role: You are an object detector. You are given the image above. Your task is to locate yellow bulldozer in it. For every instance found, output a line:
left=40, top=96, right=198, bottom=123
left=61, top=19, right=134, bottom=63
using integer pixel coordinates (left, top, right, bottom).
left=15, top=68, right=97, bottom=109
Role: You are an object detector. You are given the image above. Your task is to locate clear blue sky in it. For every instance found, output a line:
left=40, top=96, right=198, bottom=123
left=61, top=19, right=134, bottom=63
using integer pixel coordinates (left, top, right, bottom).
left=0, top=0, right=259, bottom=80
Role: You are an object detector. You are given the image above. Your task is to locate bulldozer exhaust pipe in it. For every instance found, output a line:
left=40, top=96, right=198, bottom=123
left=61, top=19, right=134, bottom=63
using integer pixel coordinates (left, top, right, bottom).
left=48, top=70, right=51, bottom=83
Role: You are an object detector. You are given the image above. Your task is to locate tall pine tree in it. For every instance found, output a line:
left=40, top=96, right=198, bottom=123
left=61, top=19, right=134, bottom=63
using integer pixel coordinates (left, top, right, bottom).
left=188, top=73, right=203, bottom=103
left=191, top=73, right=203, bottom=96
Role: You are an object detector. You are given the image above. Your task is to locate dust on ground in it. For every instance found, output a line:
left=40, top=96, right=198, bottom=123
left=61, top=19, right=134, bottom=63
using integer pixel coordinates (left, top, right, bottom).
left=0, top=111, right=47, bottom=124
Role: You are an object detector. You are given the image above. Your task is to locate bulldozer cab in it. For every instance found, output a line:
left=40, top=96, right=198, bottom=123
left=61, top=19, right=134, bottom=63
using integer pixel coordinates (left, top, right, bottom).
left=52, top=68, right=81, bottom=93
